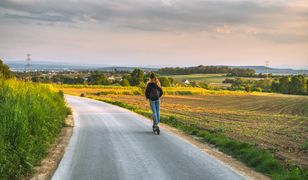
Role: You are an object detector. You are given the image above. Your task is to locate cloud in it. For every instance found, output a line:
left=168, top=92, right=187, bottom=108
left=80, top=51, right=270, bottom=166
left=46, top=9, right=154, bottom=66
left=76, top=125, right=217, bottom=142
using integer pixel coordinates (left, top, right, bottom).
left=0, top=0, right=288, bottom=26
left=0, top=0, right=307, bottom=43
left=2, top=12, right=73, bottom=23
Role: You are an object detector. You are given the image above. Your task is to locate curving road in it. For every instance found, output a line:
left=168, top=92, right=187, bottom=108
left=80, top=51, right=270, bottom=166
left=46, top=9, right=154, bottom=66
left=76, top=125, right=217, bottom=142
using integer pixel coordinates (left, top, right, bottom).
left=52, top=95, right=244, bottom=180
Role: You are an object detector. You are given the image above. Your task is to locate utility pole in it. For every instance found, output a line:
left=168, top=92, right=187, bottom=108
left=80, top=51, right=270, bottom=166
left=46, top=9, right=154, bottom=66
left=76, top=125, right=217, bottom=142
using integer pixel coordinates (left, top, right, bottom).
left=25, top=53, right=32, bottom=72
left=25, top=53, right=32, bottom=81
left=265, top=60, right=269, bottom=79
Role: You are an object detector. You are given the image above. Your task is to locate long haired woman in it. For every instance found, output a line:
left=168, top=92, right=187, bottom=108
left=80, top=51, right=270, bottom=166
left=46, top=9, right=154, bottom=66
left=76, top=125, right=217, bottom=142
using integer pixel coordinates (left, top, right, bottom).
left=145, top=72, right=163, bottom=134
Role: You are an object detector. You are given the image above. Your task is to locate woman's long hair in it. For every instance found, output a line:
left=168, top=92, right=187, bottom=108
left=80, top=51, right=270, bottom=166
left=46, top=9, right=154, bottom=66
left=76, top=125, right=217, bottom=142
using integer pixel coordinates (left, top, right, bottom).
left=147, top=72, right=161, bottom=88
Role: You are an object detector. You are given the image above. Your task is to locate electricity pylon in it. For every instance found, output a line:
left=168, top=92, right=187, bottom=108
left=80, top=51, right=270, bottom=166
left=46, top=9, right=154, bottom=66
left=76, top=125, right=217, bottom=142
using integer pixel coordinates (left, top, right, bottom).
left=265, top=61, right=269, bottom=79
left=25, top=53, right=32, bottom=81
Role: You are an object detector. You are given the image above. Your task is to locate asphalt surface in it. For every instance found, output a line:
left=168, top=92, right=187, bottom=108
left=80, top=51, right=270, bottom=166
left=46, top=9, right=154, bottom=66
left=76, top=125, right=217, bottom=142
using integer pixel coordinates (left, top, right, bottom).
left=52, top=95, right=245, bottom=180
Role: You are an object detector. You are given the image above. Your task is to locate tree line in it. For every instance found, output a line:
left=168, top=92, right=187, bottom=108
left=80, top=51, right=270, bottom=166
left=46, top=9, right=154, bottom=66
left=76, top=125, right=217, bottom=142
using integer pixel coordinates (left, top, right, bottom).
left=158, top=65, right=256, bottom=77
left=121, top=69, right=174, bottom=87
left=24, top=68, right=175, bottom=87
left=228, top=75, right=308, bottom=95
left=271, top=75, right=307, bottom=95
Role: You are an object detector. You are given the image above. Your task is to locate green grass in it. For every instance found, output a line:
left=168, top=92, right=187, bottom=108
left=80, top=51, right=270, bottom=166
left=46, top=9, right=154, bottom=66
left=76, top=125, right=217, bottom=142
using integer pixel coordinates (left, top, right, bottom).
left=0, top=79, right=70, bottom=179
left=93, top=97, right=308, bottom=180
left=164, top=74, right=227, bottom=83
left=164, top=74, right=264, bottom=84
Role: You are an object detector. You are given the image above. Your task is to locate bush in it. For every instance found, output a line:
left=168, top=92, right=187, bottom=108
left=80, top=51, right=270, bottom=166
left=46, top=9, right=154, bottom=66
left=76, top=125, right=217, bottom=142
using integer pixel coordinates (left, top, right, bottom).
left=223, top=78, right=235, bottom=83
left=121, top=78, right=131, bottom=86
left=0, top=59, right=13, bottom=79
left=159, top=77, right=171, bottom=87
left=253, top=87, right=263, bottom=92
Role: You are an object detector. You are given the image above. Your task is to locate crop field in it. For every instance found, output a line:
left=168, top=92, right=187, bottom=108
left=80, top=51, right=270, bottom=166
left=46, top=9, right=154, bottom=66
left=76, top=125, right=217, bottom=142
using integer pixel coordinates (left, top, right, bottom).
left=108, top=94, right=308, bottom=167
left=0, top=79, right=70, bottom=179
left=59, top=85, right=308, bottom=170
left=56, top=84, right=265, bottom=96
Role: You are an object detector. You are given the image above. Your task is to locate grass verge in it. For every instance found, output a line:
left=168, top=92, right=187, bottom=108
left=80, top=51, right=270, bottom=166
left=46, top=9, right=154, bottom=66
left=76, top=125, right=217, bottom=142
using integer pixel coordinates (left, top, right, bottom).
left=0, top=79, right=71, bottom=179
left=93, top=97, right=308, bottom=180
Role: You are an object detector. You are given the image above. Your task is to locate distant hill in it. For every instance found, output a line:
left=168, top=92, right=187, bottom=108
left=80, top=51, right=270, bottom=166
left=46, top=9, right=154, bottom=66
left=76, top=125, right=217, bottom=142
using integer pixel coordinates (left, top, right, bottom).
left=5, top=61, right=308, bottom=75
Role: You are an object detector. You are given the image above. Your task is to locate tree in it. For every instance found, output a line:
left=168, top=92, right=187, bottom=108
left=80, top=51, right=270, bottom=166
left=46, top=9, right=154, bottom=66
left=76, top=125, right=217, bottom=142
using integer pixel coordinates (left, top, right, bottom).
left=138, top=81, right=146, bottom=89
left=158, top=66, right=257, bottom=76
left=159, top=77, right=171, bottom=87
left=253, top=79, right=272, bottom=92
left=168, top=77, right=174, bottom=85
left=121, top=78, right=130, bottom=86
left=88, top=73, right=100, bottom=84
left=0, top=59, right=13, bottom=79
left=31, top=76, right=41, bottom=82
left=63, top=76, right=84, bottom=84
left=307, top=79, right=308, bottom=95
left=279, top=76, right=290, bottom=94
left=245, top=85, right=252, bottom=92
left=88, top=73, right=109, bottom=85
left=230, top=78, right=254, bottom=91
left=271, top=80, right=280, bottom=92
left=97, top=74, right=109, bottom=85
left=228, top=68, right=256, bottom=77
left=129, top=69, right=144, bottom=86
left=231, top=78, right=245, bottom=90
left=289, top=75, right=307, bottom=95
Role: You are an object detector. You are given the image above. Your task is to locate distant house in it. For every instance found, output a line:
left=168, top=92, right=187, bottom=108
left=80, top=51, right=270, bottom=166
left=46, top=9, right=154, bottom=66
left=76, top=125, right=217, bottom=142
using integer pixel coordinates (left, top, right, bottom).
left=182, top=79, right=190, bottom=85
left=107, top=75, right=115, bottom=81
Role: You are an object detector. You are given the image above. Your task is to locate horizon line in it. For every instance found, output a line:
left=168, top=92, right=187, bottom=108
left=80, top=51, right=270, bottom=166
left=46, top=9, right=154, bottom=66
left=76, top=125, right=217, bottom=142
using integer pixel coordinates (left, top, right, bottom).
left=4, top=59, right=308, bottom=71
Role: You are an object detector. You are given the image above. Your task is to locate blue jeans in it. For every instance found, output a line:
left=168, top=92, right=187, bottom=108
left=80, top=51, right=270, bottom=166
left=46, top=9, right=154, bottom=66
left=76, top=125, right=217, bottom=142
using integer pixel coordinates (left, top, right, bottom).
left=149, top=99, right=160, bottom=126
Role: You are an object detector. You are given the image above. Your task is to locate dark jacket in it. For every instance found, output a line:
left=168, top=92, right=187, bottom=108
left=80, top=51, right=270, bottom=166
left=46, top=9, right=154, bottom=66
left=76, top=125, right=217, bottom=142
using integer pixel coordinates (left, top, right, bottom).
left=145, top=82, right=163, bottom=101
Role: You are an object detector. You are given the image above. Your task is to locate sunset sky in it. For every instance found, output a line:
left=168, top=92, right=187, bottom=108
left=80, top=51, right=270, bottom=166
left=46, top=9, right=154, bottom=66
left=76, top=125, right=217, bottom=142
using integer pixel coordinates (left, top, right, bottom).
left=0, top=0, right=307, bottom=68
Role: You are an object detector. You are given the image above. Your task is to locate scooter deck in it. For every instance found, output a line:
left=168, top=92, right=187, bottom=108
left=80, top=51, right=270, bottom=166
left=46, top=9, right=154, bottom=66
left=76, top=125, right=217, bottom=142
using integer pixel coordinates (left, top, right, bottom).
left=152, top=126, right=160, bottom=135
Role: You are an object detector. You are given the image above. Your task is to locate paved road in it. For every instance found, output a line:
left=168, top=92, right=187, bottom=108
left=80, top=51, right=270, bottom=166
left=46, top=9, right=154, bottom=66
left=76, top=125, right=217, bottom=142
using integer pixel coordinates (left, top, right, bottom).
left=52, top=95, right=245, bottom=180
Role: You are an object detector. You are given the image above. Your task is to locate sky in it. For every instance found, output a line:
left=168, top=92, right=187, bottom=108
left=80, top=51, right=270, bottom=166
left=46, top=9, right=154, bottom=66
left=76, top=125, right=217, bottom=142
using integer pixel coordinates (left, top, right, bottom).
left=0, top=0, right=307, bottom=68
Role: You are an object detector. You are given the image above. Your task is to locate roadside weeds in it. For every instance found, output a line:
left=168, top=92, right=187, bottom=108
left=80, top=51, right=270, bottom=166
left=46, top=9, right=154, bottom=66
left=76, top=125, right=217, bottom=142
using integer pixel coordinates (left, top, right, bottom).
left=159, top=123, right=270, bottom=180
left=29, top=115, right=74, bottom=180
